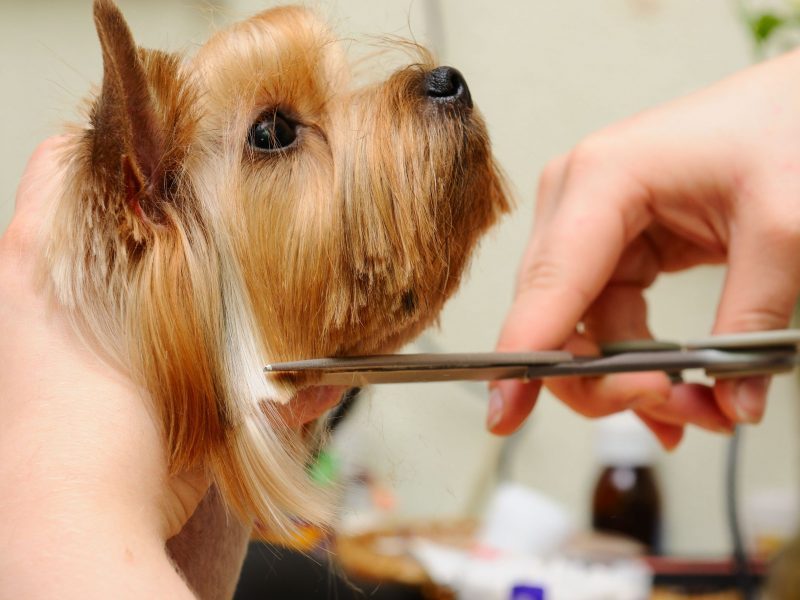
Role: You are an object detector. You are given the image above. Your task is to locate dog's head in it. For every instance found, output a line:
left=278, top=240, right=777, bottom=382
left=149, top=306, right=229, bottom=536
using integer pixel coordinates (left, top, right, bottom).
left=47, top=1, right=508, bottom=528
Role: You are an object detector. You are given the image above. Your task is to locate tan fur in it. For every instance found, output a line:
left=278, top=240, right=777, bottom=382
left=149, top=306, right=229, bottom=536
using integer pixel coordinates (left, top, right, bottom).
left=44, top=0, right=509, bottom=535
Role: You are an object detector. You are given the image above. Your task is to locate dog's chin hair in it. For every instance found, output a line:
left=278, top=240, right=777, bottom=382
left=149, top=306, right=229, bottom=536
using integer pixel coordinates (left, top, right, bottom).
left=192, top=152, right=335, bottom=527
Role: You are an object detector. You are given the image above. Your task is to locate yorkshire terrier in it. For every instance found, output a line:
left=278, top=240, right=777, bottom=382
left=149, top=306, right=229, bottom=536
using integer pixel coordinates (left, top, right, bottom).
left=45, top=0, right=508, bottom=595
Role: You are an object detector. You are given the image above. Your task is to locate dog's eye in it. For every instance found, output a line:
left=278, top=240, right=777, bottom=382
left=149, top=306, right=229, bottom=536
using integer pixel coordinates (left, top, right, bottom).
left=248, top=111, right=299, bottom=152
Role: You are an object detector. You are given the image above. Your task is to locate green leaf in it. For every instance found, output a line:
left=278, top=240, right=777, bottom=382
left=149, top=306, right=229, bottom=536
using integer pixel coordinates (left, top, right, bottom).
left=751, top=13, right=786, bottom=44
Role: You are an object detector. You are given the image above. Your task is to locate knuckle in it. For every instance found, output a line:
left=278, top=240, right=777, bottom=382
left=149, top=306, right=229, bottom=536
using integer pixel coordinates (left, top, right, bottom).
left=565, top=136, right=611, bottom=178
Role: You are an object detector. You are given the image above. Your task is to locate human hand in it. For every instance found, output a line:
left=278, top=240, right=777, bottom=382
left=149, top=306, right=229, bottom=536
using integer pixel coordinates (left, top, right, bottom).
left=0, top=139, right=211, bottom=597
left=489, top=48, right=800, bottom=447
left=0, top=138, right=342, bottom=598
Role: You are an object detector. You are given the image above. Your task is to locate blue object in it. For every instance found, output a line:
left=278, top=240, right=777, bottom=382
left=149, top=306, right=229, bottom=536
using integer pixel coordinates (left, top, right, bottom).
left=510, top=584, right=545, bottom=600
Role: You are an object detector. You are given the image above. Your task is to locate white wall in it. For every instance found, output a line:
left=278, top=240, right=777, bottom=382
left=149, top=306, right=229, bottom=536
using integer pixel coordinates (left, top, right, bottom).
left=2, top=0, right=797, bottom=555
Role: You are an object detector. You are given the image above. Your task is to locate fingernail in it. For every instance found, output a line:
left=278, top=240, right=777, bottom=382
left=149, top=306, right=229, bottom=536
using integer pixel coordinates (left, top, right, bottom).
left=733, top=376, right=769, bottom=424
left=710, top=420, right=735, bottom=435
left=487, top=388, right=504, bottom=431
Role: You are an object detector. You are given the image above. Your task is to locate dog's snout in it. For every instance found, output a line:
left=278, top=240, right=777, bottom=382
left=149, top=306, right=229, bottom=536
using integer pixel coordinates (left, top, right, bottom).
left=424, top=66, right=472, bottom=108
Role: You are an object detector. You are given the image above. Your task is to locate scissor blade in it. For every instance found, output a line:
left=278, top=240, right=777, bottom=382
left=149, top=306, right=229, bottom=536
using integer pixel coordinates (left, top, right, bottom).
left=265, top=351, right=570, bottom=374
left=265, top=348, right=800, bottom=386
left=305, top=365, right=534, bottom=386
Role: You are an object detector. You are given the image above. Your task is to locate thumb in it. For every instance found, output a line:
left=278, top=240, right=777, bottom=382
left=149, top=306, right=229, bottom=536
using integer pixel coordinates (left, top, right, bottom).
left=487, top=379, right=543, bottom=436
left=488, top=158, right=649, bottom=434
left=488, top=202, right=634, bottom=434
left=712, top=219, right=800, bottom=424
left=489, top=286, right=587, bottom=435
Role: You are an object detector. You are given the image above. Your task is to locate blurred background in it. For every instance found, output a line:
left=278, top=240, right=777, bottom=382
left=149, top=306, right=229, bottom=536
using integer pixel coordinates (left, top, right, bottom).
left=2, top=0, right=800, bottom=593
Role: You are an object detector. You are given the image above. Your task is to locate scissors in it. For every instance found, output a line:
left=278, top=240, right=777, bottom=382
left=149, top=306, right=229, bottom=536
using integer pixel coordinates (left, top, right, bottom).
left=264, top=329, right=800, bottom=387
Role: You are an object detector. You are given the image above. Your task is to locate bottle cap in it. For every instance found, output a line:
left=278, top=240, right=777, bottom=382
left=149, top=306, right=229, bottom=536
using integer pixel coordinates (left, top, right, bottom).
left=595, top=412, right=658, bottom=467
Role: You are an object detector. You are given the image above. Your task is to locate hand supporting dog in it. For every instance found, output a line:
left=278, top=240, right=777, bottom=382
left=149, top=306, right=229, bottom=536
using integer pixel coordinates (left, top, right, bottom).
left=0, top=139, right=205, bottom=598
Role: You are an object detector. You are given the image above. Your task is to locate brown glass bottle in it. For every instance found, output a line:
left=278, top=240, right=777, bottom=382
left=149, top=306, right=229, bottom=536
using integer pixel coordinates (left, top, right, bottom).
left=592, top=465, right=661, bottom=554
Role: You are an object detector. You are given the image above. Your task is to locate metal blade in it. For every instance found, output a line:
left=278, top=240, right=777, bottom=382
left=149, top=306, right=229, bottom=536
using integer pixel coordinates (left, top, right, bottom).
left=264, top=348, right=800, bottom=386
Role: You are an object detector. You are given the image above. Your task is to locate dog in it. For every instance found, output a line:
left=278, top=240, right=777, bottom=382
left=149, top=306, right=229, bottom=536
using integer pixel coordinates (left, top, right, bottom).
left=44, top=0, right=508, bottom=595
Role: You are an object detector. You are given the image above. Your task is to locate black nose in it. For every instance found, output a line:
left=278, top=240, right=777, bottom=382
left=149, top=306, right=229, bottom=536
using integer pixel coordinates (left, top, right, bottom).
left=424, top=66, right=472, bottom=108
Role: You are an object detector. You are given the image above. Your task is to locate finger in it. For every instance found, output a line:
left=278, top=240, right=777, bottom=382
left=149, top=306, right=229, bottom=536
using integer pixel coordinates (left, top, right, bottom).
left=644, top=222, right=727, bottom=272
left=544, top=280, right=672, bottom=418
left=487, top=155, right=569, bottom=435
left=494, top=165, right=654, bottom=433
left=548, top=371, right=672, bottom=418
left=634, top=410, right=685, bottom=451
left=487, top=379, right=542, bottom=436
left=492, top=272, right=665, bottom=434
left=607, top=232, right=662, bottom=287
left=638, top=383, right=734, bottom=433
left=531, top=153, right=570, bottom=225
left=712, top=205, right=800, bottom=423
left=274, top=386, right=346, bottom=430
left=3, top=137, right=67, bottom=259
left=714, top=376, right=771, bottom=425
left=546, top=330, right=673, bottom=418
left=583, top=281, right=652, bottom=344
left=497, top=164, right=652, bottom=354
left=513, top=153, right=571, bottom=299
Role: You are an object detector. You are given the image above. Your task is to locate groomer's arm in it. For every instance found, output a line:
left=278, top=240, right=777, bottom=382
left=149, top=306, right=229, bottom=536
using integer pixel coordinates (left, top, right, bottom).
left=489, top=48, right=800, bottom=446
left=0, top=140, right=203, bottom=599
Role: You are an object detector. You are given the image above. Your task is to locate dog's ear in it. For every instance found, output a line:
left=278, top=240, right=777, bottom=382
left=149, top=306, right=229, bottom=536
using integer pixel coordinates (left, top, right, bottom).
left=92, top=0, right=173, bottom=222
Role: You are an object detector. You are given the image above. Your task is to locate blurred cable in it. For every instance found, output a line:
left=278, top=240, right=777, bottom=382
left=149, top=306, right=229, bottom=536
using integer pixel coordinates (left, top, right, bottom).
left=726, top=426, right=754, bottom=600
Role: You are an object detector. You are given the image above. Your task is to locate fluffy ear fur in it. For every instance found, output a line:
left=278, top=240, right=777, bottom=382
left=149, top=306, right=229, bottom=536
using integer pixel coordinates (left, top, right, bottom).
left=93, top=0, right=165, bottom=219
left=47, top=0, right=329, bottom=534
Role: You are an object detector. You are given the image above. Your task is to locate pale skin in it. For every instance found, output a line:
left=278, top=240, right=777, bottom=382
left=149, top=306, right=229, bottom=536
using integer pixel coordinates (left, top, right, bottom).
left=0, top=140, right=339, bottom=598
left=489, top=47, right=800, bottom=448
